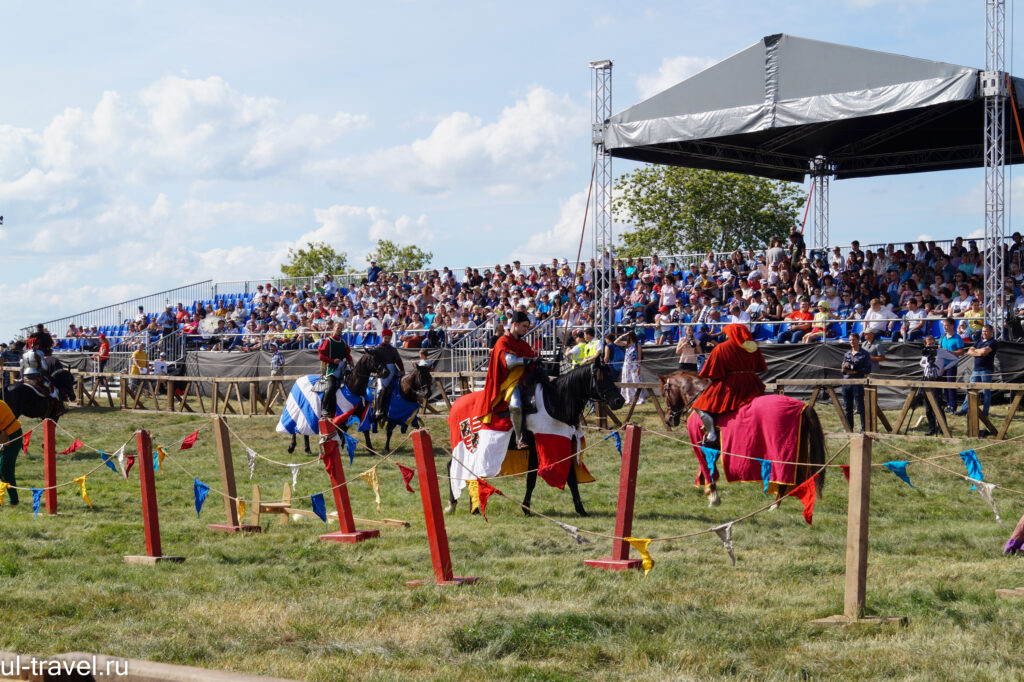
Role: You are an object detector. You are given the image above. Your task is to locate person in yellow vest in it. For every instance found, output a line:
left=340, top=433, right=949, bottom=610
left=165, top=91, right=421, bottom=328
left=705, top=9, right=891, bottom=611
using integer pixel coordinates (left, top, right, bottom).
left=129, top=343, right=149, bottom=395
left=564, top=330, right=587, bottom=366
left=0, top=399, right=23, bottom=505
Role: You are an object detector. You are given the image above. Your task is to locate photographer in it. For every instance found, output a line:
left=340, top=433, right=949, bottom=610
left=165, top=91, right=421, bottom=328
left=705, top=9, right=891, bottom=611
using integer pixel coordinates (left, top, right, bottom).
left=920, top=335, right=957, bottom=436
left=840, top=334, right=872, bottom=432
left=674, top=324, right=699, bottom=371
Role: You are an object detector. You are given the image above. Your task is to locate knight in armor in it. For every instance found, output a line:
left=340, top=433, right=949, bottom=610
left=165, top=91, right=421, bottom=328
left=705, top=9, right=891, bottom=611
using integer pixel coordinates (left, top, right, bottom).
left=317, top=321, right=354, bottom=419
left=691, top=323, right=767, bottom=445
left=372, top=329, right=405, bottom=424
left=474, top=310, right=537, bottom=448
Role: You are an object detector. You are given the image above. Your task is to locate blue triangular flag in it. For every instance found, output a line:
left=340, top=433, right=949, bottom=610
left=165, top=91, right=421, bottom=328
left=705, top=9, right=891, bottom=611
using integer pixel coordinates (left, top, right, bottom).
left=342, top=432, right=357, bottom=465
left=310, top=493, right=327, bottom=526
left=883, top=461, right=916, bottom=488
left=701, top=447, right=719, bottom=479
left=959, top=449, right=983, bottom=490
left=100, top=451, right=118, bottom=474
left=603, top=432, right=622, bottom=456
left=193, top=478, right=210, bottom=517
left=346, top=416, right=360, bottom=428
left=32, top=489, right=43, bottom=520
left=760, top=458, right=772, bottom=493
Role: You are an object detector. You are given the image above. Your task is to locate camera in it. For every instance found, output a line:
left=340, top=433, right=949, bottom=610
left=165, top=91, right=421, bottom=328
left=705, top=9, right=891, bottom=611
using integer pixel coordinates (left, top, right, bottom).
left=921, top=345, right=938, bottom=361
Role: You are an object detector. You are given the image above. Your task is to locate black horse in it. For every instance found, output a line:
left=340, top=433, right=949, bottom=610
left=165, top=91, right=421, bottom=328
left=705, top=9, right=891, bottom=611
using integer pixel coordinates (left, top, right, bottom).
left=286, top=347, right=387, bottom=454
left=447, top=358, right=625, bottom=517
left=367, top=362, right=434, bottom=452
left=3, top=362, right=75, bottom=420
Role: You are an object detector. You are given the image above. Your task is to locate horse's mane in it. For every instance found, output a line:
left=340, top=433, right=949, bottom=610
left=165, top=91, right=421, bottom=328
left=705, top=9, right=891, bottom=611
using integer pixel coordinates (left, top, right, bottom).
left=543, top=364, right=593, bottom=425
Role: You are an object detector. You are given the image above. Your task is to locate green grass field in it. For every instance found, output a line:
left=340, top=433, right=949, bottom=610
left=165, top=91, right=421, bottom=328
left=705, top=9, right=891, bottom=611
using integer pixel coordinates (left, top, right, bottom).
left=2, top=402, right=1024, bottom=681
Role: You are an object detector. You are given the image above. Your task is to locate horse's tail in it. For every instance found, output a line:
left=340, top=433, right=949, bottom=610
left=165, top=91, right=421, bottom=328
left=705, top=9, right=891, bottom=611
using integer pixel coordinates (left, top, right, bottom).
left=804, top=406, right=826, bottom=499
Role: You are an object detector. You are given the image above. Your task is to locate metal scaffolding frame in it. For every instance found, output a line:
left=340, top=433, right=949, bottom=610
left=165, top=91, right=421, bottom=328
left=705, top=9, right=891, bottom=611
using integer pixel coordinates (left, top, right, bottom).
left=984, top=0, right=1008, bottom=336
left=811, top=156, right=832, bottom=251
left=590, top=59, right=614, bottom=337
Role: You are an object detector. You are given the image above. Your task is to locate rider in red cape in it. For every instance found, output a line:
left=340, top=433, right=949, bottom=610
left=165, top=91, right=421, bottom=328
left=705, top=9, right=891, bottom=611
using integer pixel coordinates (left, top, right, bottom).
left=473, top=311, right=536, bottom=447
left=692, top=323, right=767, bottom=444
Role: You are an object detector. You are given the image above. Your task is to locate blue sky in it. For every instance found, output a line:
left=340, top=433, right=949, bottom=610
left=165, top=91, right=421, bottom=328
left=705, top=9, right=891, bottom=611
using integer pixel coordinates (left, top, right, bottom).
left=0, top=0, right=1019, bottom=339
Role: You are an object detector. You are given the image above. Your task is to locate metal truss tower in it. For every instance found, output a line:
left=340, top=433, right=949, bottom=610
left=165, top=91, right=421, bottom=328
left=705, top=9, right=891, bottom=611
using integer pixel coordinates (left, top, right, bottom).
left=811, top=156, right=832, bottom=251
left=984, top=0, right=1008, bottom=335
left=590, top=59, right=614, bottom=336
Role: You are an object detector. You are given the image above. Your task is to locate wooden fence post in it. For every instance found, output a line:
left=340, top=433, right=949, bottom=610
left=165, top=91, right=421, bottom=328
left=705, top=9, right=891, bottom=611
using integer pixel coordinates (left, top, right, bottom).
left=124, top=429, right=184, bottom=565
left=585, top=423, right=643, bottom=571
left=207, top=416, right=261, bottom=533
left=318, top=419, right=379, bottom=544
left=42, top=419, right=57, bottom=515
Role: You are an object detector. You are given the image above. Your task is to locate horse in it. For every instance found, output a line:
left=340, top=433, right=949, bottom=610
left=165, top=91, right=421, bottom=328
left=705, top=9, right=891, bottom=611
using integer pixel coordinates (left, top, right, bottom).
left=659, top=370, right=826, bottom=508
left=365, top=361, right=434, bottom=452
left=279, top=348, right=386, bottom=453
left=447, top=358, right=625, bottom=517
left=3, top=361, right=75, bottom=421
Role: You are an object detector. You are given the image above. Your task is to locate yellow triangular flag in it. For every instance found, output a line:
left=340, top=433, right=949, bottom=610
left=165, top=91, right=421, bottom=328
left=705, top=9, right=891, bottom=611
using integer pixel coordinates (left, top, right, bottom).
left=73, top=475, right=92, bottom=509
left=467, top=479, right=481, bottom=515
left=0, top=481, right=9, bottom=506
left=624, top=536, right=653, bottom=576
left=236, top=499, right=247, bottom=524
left=360, top=467, right=381, bottom=514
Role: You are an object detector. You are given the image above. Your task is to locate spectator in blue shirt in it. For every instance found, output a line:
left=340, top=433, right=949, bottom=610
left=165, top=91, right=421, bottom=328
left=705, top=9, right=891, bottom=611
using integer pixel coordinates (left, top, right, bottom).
left=938, top=317, right=966, bottom=410
left=367, top=260, right=382, bottom=283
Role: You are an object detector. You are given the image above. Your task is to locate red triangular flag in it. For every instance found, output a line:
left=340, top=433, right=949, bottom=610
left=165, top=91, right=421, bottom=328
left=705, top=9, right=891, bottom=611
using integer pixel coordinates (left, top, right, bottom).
left=787, top=476, right=817, bottom=525
left=125, top=453, right=136, bottom=477
left=22, top=430, right=31, bottom=454
left=396, top=463, right=416, bottom=492
left=840, top=465, right=850, bottom=483
left=179, top=430, right=200, bottom=450
left=476, top=478, right=502, bottom=522
left=60, top=439, right=84, bottom=455
left=320, top=449, right=339, bottom=482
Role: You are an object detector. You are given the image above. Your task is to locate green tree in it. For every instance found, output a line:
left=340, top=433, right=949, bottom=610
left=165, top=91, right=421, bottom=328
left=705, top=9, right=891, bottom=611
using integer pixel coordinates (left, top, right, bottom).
left=612, top=166, right=805, bottom=256
left=366, top=239, right=433, bottom=273
left=279, top=241, right=348, bottom=277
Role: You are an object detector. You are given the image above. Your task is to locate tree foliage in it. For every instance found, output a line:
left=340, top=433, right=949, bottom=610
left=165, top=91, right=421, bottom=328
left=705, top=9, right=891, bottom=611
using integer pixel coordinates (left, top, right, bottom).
left=279, top=241, right=348, bottom=277
left=366, top=239, right=433, bottom=273
left=612, top=166, right=805, bottom=256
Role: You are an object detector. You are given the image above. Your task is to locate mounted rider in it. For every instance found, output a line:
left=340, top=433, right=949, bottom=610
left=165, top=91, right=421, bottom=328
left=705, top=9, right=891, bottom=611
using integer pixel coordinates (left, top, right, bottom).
left=22, top=324, right=56, bottom=396
left=473, top=310, right=537, bottom=448
left=371, top=329, right=405, bottom=423
left=317, top=321, right=354, bottom=420
left=691, top=323, right=767, bottom=445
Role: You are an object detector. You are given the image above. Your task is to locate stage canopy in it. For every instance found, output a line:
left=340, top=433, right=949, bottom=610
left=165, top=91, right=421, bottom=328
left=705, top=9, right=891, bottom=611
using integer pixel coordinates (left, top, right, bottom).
left=605, top=34, right=1024, bottom=182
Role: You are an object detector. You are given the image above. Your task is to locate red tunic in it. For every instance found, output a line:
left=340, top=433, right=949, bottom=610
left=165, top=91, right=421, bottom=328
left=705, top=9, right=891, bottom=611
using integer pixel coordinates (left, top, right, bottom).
left=473, top=334, right=536, bottom=421
left=692, top=326, right=766, bottom=414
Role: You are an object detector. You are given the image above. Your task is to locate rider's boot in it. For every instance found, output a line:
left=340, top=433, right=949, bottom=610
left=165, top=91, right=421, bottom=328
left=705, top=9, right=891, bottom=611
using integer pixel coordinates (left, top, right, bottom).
left=510, top=405, right=526, bottom=450
left=696, top=409, right=718, bottom=445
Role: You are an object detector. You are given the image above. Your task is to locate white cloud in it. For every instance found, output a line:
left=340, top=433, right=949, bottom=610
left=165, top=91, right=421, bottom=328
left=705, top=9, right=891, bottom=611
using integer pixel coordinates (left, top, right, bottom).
left=636, top=56, right=718, bottom=99
left=513, top=190, right=590, bottom=264
left=309, top=86, right=586, bottom=195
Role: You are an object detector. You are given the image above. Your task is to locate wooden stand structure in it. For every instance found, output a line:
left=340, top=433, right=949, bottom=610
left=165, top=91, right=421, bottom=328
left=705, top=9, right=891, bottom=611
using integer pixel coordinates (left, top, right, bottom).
left=207, top=416, right=261, bottom=533
left=585, top=424, right=643, bottom=571
left=124, top=429, right=184, bottom=565
left=406, top=429, right=478, bottom=588
left=317, top=419, right=379, bottom=544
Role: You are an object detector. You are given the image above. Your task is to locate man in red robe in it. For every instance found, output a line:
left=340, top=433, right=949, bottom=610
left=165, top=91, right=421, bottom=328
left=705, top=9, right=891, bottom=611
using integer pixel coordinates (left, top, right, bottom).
left=474, top=311, right=537, bottom=447
left=692, top=323, right=766, bottom=444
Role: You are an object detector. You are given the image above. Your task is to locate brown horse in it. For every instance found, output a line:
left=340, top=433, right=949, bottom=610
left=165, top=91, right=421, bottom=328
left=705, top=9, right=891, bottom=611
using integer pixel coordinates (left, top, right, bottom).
left=659, top=370, right=826, bottom=508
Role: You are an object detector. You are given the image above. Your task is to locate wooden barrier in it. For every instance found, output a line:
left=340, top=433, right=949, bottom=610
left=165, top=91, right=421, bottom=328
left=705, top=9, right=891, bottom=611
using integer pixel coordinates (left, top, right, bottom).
left=124, top=429, right=184, bottom=565
left=406, top=429, right=478, bottom=588
left=207, top=416, right=261, bottom=533
left=247, top=482, right=410, bottom=529
left=42, top=419, right=57, bottom=515
left=317, top=419, right=379, bottom=544
left=585, top=424, right=644, bottom=571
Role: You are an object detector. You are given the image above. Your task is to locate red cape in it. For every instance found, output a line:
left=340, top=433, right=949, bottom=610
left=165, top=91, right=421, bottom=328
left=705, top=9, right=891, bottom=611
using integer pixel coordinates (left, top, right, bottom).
left=692, top=324, right=766, bottom=414
left=472, top=334, right=536, bottom=420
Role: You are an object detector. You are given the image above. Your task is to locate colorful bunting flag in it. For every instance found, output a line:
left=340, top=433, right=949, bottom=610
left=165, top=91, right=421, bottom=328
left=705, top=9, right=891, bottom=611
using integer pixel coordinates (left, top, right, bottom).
left=701, top=447, right=719, bottom=479
left=342, top=432, right=357, bottom=465
left=310, top=493, right=327, bottom=526
left=712, top=522, right=736, bottom=566
left=360, top=467, right=381, bottom=514
left=22, top=430, right=31, bottom=454
left=552, top=519, right=590, bottom=544
left=396, top=463, right=416, bottom=492
left=787, top=476, right=816, bottom=525
left=236, top=498, right=246, bottom=523
left=883, top=461, right=916, bottom=488
left=840, top=464, right=850, bottom=483
left=155, top=445, right=167, bottom=471
left=60, top=439, right=84, bottom=455
left=73, top=475, right=92, bottom=509
left=179, top=430, right=200, bottom=450
left=193, top=478, right=210, bottom=517
left=972, top=480, right=1002, bottom=524
left=289, top=464, right=300, bottom=489
left=31, top=489, right=43, bottom=519
left=100, top=451, right=118, bottom=475
left=115, top=446, right=128, bottom=481
left=760, top=458, right=771, bottom=493
left=246, top=447, right=257, bottom=480
left=468, top=478, right=501, bottom=521
left=959, top=450, right=983, bottom=490
left=125, top=453, right=136, bottom=478
left=0, top=482, right=8, bottom=506
left=603, top=431, right=622, bottom=456
left=624, top=536, right=654, bottom=575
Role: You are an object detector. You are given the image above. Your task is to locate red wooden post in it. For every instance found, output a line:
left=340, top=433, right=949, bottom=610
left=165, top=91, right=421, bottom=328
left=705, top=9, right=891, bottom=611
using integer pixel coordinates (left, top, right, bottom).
left=585, top=423, right=643, bottom=571
left=318, top=419, right=379, bottom=544
left=124, top=430, right=184, bottom=564
left=42, top=419, right=58, bottom=515
left=406, top=428, right=477, bottom=588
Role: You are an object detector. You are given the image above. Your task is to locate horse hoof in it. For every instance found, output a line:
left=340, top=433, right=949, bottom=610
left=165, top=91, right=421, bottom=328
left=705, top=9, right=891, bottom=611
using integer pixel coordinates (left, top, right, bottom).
left=444, top=504, right=457, bottom=515
left=708, top=495, right=721, bottom=507
left=304, top=448, right=313, bottom=455
left=769, top=502, right=780, bottom=512
left=522, top=506, right=533, bottom=517
left=286, top=443, right=296, bottom=454
left=575, top=508, right=589, bottom=518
